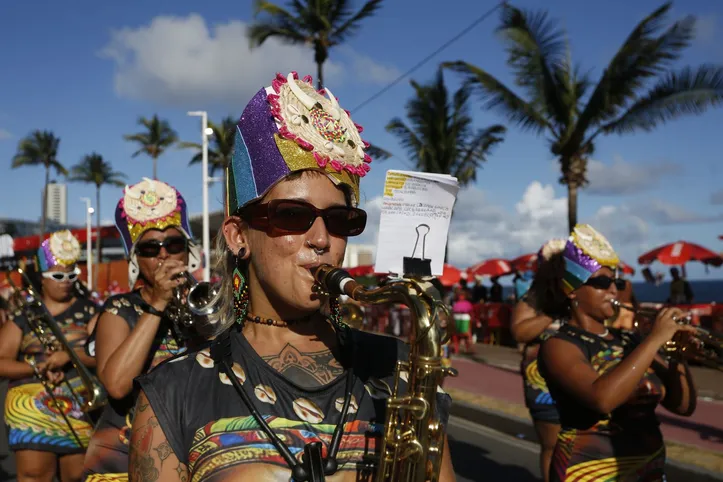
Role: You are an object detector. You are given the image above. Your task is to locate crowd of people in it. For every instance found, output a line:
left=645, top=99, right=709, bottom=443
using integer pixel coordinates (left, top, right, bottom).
left=0, top=71, right=703, bottom=482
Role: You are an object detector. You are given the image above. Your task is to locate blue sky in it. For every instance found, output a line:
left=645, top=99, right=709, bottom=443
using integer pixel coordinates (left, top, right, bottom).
left=1, top=0, right=722, bottom=281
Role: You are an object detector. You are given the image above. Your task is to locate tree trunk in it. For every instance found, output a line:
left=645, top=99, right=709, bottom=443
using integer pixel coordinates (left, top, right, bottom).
left=95, top=186, right=102, bottom=292
left=153, top=156, right=158, bottom=180
left=40, top=166, right=50, bottom=243
left=316, top=61, right=324, bottom=91
left=567, top=183, right=578, bottom=233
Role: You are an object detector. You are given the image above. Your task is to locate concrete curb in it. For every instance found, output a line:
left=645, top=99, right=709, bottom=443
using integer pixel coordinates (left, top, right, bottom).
left=449, top=399, right=723, bottom=481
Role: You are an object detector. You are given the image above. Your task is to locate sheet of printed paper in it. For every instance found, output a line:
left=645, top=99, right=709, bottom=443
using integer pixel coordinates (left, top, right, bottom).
left=374, top=170, right=459, bottom=276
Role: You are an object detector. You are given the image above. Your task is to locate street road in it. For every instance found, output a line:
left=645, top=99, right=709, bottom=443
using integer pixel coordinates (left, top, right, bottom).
left=448, top=416, right=541, bottom=482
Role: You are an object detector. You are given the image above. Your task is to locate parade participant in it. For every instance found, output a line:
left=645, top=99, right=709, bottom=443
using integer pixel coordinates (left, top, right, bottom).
left=81, top=179, right=202, bottom=482
left=129, top=72, right=455, bottom=482
left=539, top=224, right=697, bottom=481
left=0, top=230, right=98, bottom=482
left=510, top=238, right=567, bottom=482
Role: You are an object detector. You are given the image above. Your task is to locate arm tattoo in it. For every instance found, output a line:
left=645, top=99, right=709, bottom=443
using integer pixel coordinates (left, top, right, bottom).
left=130, top=416, right=160, bottom=482
left=262, top=343, right=344, bottom=387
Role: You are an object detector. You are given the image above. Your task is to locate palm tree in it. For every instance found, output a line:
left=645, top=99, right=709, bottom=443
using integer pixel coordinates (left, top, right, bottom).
left=11, top=130, right=67, bottom=239
left=445, top=3, right=723, bottom=231
left=69, top=153, right=126, bottom=288
left=179, top=116, right=237, bottom=203
left=387, top=69, right=506, bottom=186
left=248, top=0, right=384, bottom=89
left=124, top=115, right=178, bottom=180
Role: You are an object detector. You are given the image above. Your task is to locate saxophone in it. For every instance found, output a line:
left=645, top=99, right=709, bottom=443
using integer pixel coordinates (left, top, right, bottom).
left=312, top=265, right=457, bottom=482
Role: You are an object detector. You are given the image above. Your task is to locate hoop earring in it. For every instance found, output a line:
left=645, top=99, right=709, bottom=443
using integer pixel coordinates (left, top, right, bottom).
left=233, top=248, right=249, bottom=325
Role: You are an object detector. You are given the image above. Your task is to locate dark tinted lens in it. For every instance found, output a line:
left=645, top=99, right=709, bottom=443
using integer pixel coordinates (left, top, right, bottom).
left=270, top=202, right=316, bottom=231
left=324, top=207, right=367, bottom=236
left=50, top=273, right=66, bottom=281
left=586, top=276, right=614, bottom=290
left=136, top=241, right=161, bottom=258
left=164, top=237, right=188, bottom=254
left=67, top=272, right=79, bottom=281
left=614, top=279, right=627, bottom=290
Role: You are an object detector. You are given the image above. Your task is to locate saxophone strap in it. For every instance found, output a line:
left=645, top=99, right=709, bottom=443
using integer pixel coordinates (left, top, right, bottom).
left=210, top=326, right=355, bottom=482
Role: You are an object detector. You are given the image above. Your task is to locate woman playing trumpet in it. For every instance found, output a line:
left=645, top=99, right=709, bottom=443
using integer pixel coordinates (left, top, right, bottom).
left=129, top=72, right=455, bottom=482
left=539, top=224, right=697, bottom=481
left=0, top=230, right=98, bottom=482
left=81, top=179, right=202, bottom=482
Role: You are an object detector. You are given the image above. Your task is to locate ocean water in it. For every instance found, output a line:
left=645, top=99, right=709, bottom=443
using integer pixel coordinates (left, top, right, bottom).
left=499, top=280, right=723, bottom=303
left=630, top=280, right=723, bottom=304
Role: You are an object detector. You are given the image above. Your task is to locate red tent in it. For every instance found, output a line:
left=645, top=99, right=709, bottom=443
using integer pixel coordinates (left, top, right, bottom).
left=510, top=253, right=538, bottom=273
left=618, top=261, right=635, bottom=275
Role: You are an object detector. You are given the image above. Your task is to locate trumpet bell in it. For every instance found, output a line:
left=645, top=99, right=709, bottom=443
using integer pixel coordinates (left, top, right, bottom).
left=187, top=282, right=220, bottom=317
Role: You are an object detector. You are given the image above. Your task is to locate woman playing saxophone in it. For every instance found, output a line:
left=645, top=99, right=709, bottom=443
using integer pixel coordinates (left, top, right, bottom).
left=128, top=72, right=455, bottom=482
left=0, top=230, right=98, bottom=482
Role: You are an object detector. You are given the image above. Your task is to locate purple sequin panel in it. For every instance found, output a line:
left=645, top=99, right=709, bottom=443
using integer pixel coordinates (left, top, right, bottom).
left=563, top=239, right=602, bottom=274
left=39, top=240, right=57, bottom=269
left=237, top=89, right=290, bottom=197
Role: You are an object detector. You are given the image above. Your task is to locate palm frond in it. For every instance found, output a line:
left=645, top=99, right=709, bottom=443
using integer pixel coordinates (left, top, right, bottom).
left=497, top=5, right=568, bottom=124
left=444, top=61, right=550, bottom=134
left=247, top=23, right=308, bottom=47
left=365, top=143, right=393, bottom=161
left=599, top=64, right=723, bottom=135
left=575, top=3, right=694, bottom=131
left=330, top=0, right=383, bottom=44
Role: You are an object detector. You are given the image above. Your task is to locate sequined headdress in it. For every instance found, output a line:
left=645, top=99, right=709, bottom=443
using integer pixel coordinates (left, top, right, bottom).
left=537, top=238, right=567, bottom=268
left=562, top=224, right=620, bottom=294
left=226, top=72, right=373, bottom=215
left=115, top=178, right=201, bottom=288
left=37, top=230, right=81, bottom=271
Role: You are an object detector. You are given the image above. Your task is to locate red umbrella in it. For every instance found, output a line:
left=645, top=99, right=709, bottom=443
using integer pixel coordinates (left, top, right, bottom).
left=510, top=253, right=538, bottom=273
left=618, top=261, right=635, bottom=276
left=467, top=258, right=513, bottom=278
left=638, top=241, right=723, bottom=267
left=439, top=264, right=463, bottom=287
left=346, top=265, right=375, bottom=277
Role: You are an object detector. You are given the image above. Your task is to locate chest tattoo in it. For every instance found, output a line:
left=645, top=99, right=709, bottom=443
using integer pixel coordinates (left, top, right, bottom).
left=262, top=344, right=344, bottom=387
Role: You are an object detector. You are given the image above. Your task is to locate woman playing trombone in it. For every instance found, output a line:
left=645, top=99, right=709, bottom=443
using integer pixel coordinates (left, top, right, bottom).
left=538, top=224, right=697, bottom=481
left=0, top=230, right=98, bottom=482
left=81, top=179, right=202, bottom=482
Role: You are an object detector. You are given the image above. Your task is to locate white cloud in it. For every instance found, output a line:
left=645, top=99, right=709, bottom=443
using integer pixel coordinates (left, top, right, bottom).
left=101, top=14, right=398, bottom=107
left=631, top=199, right=723, bottom=225
left=0, top=129, right=11, bottom=140
left=357, top=180, right=651, bottom=268
left=586, top=155, right=681, bottom=195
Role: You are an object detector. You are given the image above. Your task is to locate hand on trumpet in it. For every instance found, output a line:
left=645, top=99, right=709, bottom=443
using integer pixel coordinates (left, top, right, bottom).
left=148, top=259, right=187, bottom=311
left=44, top=350, right=71, bottom=372
left=649, top=307, right=698, bottom=346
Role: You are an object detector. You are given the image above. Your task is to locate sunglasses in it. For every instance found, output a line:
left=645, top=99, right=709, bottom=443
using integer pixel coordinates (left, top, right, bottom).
left=135, top=236, right=188, bottom=258
left=242, top=199, right=367, bottom=237
left=42, top=268, right=80, bottom=282
left=585, top=275, right=626, bottom=291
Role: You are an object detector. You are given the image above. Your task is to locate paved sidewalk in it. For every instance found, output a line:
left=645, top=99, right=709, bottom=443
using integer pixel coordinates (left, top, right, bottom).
left=445, top=354, right=723, bottom=475
left=467, top=343, right=723, bottom=401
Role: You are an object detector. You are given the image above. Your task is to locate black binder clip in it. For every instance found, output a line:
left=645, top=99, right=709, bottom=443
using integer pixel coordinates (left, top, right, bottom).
left=403, top=224, right=432, bottom=277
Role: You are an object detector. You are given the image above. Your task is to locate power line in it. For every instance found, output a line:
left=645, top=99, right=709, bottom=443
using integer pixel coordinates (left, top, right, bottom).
left=352, top=1, right=506, bottom=113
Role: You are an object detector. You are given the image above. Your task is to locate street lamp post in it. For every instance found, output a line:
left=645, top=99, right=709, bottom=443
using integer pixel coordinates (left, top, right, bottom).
left=187, top=111, right=213, bottom=282
left=80, top=198, right=94, bottom=291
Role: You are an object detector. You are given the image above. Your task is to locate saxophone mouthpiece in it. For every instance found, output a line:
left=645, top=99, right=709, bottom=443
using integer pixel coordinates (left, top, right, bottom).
left=312, top=265, right=356, bottom=297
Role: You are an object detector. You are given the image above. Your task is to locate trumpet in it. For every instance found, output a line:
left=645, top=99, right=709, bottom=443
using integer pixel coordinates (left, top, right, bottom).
left=611, top=299, right=723, bottom=370
left=5, top=269, right=107, bottom=446
left=165, top=271, right=220, bottom=329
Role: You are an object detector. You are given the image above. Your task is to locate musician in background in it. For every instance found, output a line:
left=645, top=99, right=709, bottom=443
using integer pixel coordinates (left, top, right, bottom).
left=539, top=224, right=697, bottom=482
left=129, top=72, right=455, bottom=482
left=81, top=179, right=201, bottom=482
left=510, top=238, right=567, bottom=482
left=0, top=230, right=98, bottom=482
